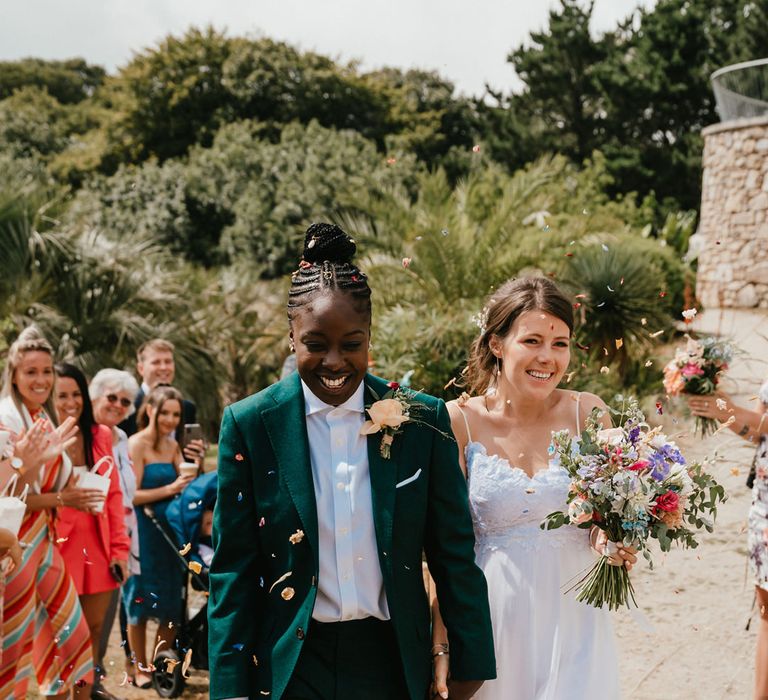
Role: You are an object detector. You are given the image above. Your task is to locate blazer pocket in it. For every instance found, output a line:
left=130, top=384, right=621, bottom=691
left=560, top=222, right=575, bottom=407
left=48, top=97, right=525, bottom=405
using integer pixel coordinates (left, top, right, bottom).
left=395, top=468, right=422, bottom=489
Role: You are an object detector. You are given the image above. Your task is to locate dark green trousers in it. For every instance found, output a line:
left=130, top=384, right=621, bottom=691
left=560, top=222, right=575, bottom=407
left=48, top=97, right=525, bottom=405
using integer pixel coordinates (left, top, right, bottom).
left=282, top=617, right=411, bottom=700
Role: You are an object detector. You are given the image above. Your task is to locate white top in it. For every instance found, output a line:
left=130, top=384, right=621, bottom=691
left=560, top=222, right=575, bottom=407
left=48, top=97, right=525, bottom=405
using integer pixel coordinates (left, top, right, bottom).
left=114, top=428, right=141, bottom=575
left=301, top=379, right=389, bottom=623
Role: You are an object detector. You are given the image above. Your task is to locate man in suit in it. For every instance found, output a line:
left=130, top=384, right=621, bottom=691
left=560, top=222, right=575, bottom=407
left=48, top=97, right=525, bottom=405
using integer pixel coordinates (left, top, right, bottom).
left=209, top=371, right=496, bottom=700
left=119, top=338, right=197, bottom=437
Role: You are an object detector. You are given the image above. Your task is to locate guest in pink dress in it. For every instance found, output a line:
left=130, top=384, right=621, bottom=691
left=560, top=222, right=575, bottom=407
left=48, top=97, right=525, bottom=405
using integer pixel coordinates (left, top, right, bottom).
left=54, top=363, right=130, bottom=700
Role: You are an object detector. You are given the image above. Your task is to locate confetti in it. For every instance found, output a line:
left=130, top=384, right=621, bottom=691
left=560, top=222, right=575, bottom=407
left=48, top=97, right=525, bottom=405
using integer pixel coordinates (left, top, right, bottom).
left=289, top=529, right=305, bottom=545
left=641, top=317, right=647, bottom=326
left=269, top=571, right=293, bottom=593
left=259, top=516, right=265, bottom=527
left=386, top=157, right=397, bottom=165
left=182, top=648, right=193, bottom=679
left=281, top=587, right=295, bottom=601
left=644, top=360, right=653, bottom=367
left=601, top=244, right=609, bottom=252
left=716, top=398, right=727, bottom=411
left=649, top=329, right=665, bottom=338
left=731, top=467, right=741, bottom=476
left=253, top=655, right=259, bottom=667
left=655, top=402, right=663, bottom=415
left=565, top=252, right=574, bottom=257
left=235, top=453, right=244, bottom=462
left=189, top=561, right=203, bottom=574
left=607, top=285, right=614, bottom=292
left=682, top=308, right=697, bottom=323
left=237, top=491, right=243, bottom=502
left=712, top=415, right=736, bottom=436
left=472, top=144, right=481, bottom=153
left=401, top=257, right=412, bottom=268
left=600, top=366, right=610, bottom=374
left=575, top=342, right=590, bottom=351
left=165, top=658, right=181, bottom=674
left=119, top=673, right=129, bottom=687
left=232, top=643, right=245, bottom=652
left=659, top=291, right=667, bottom=298
left=179, top=543, right=191, bottom=556
left=575, top=294, right=586, bottom=299
left=573, top=302, right=581, bottom=309
left=615, top=338, right=623, bottom=350
left=441, top=229, right=449, bottom=236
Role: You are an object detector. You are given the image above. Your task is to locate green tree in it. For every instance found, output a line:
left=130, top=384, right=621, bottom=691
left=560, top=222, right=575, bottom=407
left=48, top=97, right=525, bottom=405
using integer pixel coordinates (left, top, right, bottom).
left=0, top=58, right=105, bottom=104
left=0, top=87, right=71, bottom=159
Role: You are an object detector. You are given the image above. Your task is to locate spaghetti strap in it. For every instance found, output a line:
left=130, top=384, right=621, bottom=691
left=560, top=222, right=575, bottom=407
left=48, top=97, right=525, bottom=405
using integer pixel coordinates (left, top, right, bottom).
left=456, top=404, right=474, bottom=444
left=575, top=392, right=582, bottom=433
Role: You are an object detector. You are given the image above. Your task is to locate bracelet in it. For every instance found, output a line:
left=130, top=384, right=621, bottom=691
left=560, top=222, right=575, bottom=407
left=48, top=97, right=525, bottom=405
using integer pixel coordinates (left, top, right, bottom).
left=431, top=643, right=449, bottom=652
left=432, top=651, right=450, bottom=658
left=56, top=492, right=63, bottom=507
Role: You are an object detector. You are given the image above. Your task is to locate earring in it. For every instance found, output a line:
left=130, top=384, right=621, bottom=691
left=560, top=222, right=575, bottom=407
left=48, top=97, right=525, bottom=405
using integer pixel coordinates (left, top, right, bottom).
left=289, top=341, right=295, bottom=353
left=495, top=356, right=501, bottom=377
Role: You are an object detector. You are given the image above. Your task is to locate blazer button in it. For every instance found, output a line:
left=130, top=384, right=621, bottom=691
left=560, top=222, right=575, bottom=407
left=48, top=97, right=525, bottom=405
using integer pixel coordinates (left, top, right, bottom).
left=296, top=627, right=305, bottom=640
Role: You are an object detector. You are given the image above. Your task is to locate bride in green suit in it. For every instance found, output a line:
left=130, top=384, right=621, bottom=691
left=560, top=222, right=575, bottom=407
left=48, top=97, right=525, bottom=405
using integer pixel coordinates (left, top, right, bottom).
left=208, top=223, right=496, bottom=700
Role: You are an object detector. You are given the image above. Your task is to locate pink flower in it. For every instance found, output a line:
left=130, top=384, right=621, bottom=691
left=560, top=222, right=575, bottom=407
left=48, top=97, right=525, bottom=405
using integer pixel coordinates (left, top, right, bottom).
left=628, top=460, right=650, bottom=472
left=663, top=364, right=685, bottom=395
left=387, top=381, right=400, bottom=390
left=653, top=491, right=680, bottom=514
left=568, top=497, right=593, bottom=525
left=681, top=363, right=705, bottom=378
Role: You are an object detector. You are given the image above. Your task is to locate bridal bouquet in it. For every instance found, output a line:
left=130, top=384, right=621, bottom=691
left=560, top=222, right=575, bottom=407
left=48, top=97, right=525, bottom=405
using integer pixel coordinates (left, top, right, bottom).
left=542, top=397, right=726, bottom=610
left=663, top=335, right=734, bottom=437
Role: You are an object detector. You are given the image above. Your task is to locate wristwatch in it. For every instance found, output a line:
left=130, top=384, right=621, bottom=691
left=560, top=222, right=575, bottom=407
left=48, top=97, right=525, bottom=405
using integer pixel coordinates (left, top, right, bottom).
left=10, top=457, right=23, bottom=470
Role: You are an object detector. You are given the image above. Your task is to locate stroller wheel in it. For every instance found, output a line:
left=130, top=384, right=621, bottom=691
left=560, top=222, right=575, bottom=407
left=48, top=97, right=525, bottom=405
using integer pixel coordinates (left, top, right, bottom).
left=152, top=649, right=187, bottom=698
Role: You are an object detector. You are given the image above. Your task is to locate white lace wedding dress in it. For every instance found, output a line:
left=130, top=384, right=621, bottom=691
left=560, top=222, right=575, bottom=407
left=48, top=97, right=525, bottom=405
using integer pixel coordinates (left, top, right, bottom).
left=462, top=404, right=620, bottom=700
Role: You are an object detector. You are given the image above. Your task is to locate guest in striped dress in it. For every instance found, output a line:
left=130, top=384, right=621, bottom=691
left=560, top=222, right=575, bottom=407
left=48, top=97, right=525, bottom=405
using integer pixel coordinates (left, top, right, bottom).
left=0, top=326, right=104, bottom=698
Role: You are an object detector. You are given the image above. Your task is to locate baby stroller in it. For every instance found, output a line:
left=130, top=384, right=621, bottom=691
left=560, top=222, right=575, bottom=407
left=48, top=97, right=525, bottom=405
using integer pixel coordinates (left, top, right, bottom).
left=142, top=470, right=217, bottom=698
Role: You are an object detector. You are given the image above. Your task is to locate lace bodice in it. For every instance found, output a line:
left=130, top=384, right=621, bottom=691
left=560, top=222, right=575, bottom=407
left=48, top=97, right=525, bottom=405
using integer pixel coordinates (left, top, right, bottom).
left=467, top=441, right=585, bottom=552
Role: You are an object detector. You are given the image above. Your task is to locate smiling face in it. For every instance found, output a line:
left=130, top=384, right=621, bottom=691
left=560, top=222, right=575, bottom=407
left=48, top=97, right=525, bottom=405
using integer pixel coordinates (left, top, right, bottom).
left=491, top=309, right=571, bottom=399
left=147, top=398, right=182, bottom=437
left=290, top=290, right=370, bottom=406
left=138, top=348, right=175, bottom=389
left=93, top=387, right=134, bottom=428
left=13, top=350, right=55, bottom=411
left=54, top=376, right=84, bottom=423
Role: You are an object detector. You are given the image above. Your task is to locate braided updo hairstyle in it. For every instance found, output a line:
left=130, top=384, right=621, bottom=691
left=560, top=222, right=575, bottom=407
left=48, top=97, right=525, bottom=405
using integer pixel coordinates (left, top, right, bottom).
left=287, top=222, right=372, bottom=320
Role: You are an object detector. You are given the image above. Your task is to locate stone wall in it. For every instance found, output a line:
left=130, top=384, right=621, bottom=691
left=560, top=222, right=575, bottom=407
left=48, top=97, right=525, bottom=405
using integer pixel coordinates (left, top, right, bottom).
left=696, top=115, right=768, bottom=308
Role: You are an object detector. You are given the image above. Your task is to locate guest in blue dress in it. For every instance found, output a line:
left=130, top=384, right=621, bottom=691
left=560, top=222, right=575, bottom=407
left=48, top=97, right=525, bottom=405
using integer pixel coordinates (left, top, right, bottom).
left=124, top=386, right=197, bottom=689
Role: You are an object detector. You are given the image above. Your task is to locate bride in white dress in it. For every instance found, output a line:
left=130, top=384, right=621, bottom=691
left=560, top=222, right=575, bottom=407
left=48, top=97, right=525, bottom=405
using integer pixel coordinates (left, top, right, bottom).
left=431, top=277, right=635, bottom=700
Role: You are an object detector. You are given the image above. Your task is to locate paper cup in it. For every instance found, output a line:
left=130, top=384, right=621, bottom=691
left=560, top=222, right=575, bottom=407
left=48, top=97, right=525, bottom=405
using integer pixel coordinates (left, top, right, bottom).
left=0, top=430, right=11, bottom=458
left=77, top=470, right=110, bottom=513
left=179, top=462, right=199, bottom=479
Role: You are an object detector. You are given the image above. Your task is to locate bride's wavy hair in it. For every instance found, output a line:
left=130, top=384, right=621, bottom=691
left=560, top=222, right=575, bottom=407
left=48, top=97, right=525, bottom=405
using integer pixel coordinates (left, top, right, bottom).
left=464, top=277, right=574, bottom=396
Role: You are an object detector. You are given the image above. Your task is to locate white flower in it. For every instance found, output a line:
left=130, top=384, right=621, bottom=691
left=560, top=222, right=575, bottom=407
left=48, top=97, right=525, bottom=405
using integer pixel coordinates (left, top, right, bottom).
left=596, top=427, right=624, bottom=446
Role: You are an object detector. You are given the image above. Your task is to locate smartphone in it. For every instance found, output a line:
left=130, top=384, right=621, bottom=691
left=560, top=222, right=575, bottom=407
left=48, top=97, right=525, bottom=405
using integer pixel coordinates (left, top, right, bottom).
left=111, top=563, right=125, bottom=583
left=183, top=423, right=203, bottom=447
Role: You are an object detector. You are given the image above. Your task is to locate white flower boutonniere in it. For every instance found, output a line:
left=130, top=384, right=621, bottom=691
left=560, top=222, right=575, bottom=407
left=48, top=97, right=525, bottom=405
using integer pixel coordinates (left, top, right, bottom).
left=360, top=383, right=410, bottom=459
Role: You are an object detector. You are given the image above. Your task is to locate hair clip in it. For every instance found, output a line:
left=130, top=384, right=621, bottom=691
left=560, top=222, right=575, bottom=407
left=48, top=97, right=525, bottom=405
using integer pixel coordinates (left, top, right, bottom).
left=299, top=260, right=312, bottom=269
left=307, top=237, right=317, bottom=249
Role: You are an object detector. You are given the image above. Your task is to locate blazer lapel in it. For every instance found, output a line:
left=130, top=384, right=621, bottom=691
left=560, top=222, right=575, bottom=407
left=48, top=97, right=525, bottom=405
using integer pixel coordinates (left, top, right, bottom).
left=364, top=375, right=398, bottom=577
left=262, top=374, right=319, bottom=569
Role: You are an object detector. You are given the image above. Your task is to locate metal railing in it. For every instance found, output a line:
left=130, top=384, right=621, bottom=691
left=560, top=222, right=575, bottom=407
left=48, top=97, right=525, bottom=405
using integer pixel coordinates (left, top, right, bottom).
left=711, top=58, right=768, bottom=121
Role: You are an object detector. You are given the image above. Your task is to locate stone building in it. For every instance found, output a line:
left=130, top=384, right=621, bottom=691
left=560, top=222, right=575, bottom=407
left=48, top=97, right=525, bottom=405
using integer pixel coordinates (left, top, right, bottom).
left=696, top=59, right=768, bottom=309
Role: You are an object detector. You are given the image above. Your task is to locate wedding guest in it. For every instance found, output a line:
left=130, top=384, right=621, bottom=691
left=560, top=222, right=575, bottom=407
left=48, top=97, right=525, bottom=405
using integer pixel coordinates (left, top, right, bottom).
left=118, top=339, right=196, bottom=438
left=689, top=385, right=768, bottom=700
left=209, top=223, right=496, bottom=700
left=89, top=369, right=141, bottom=679
left=54, top=363, right=131, bottom=700
left=431, top=277, right=636, bottom=700
left=123, top=385, right=195, bottom=689
left=0, top=326, right=102, bottom=698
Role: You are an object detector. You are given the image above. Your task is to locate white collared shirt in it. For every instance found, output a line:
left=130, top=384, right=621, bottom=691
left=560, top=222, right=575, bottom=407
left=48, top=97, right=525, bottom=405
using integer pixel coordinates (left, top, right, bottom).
left=301, top=379, right=390, bottom=623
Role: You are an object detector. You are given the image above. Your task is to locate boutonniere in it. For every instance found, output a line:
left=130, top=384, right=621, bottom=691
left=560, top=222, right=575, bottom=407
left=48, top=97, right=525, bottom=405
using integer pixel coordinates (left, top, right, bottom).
left=360, top=382, right=413, bottom=459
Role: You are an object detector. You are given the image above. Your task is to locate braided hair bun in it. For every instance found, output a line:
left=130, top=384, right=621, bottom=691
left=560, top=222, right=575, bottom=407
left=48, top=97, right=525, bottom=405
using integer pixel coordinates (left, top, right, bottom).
left=288, top=222, right=371, bottom=316
left=302, top=222, right=356, bottom=265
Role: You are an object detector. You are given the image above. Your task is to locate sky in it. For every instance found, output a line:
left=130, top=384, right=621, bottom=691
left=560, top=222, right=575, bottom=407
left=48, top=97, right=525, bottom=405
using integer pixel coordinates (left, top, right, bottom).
left=1, top=0, right=651, bottom=97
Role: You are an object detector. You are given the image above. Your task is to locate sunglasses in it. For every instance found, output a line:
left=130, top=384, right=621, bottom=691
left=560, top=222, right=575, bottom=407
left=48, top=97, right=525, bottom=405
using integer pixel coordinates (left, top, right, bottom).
left=106, top=394, right=133, bottom=408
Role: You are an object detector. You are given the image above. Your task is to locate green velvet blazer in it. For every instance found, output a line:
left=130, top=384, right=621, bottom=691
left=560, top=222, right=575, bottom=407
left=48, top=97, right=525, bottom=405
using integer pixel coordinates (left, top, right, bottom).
left=208, top=372, right=496, bottom=699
